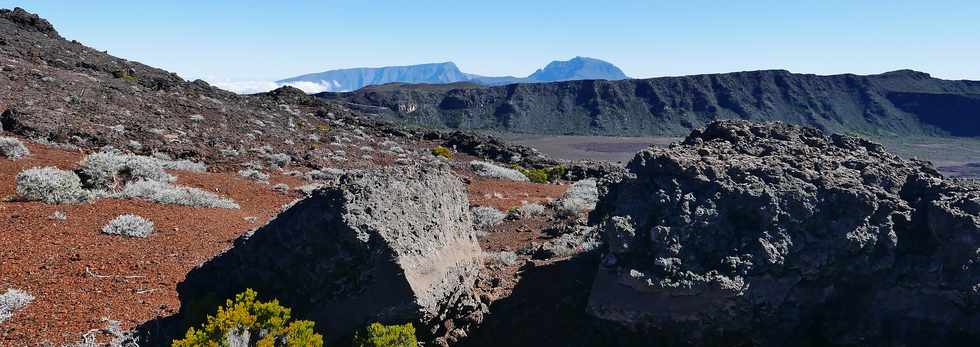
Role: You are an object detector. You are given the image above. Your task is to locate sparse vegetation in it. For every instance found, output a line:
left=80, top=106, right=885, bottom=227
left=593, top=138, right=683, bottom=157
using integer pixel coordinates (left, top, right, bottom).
left=79, top=150, right=175, bottom=190
left=16, top=167, right=92, bottom=204
left=353, top=322, right=417, bottom=347
left=172, top=289, right=323, bottom=347
left=316, top=123, right=331, bottom=134
left=238, top=168, right=270, bottom=183
left=154, top=156, right=208, bottom=172
left=469, top=160, right=529, bottom=181
left=486, top=251, right=519, bottom=266
left=431, top=145, right=453, bottom=160
left=509, top=202, right=546, bottom=219
left=116, top=179, right=240, bottom=209
left=265, top=152, right=292, bottom=168
left=533, top=225, right=602, bottom=259
left=512, top=164, right=566, bottom=184
left=101, top=214, right=155, bottom=238
left=0, top=136, right=30, bottom=159
left=0, top=288, right=34, bottom=324
left=295, top=183, right=323, bottom=196
left=61, top=319, right=139, bottom=347
left=49, top=210, right=67, bottom=220
left=471, top=206, right=506, bottom=229
left=305, top=168, right=345, bottom=181
left=553, top=179, right=598, bottom=217
left=113, top=69, right=137, bottom=82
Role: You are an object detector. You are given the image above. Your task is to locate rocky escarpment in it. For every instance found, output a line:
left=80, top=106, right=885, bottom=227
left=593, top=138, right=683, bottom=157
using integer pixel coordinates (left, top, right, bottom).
left=171, top=165, right=485, bottom=345
left=321, top=69, right=980, bottom=137
left=588, top=121, right=980, bottom=346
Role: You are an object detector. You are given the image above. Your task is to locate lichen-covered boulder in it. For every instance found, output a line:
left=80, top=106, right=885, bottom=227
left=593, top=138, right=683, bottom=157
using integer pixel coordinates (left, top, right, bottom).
left=588, top=120, right=980, bottom=346
left=176, top=164, right=484, bottom=344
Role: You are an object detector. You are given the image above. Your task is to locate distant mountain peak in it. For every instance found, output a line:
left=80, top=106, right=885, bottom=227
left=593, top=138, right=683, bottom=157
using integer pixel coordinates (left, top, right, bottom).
left=277, top=61, right=469, bottom=92
left=528, top=56, right=628, bottom=82
left=279, top=56, right=630, bottom=92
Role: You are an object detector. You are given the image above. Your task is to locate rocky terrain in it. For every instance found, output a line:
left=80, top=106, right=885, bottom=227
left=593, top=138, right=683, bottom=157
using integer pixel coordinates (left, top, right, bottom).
left=0, top=8, right=598, bottom=346
left=589, top=120, right=980, bottom=346
left=0, top=7, right=422, bottom=172
left=166, top=165, right=485, bottom=345
left=321, top=69, right=980, bottom=137
left=2, top=6, right=979, bottom=347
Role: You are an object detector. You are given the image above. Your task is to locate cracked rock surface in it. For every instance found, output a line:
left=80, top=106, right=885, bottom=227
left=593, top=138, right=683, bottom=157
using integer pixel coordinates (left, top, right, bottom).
left=588, top=120, right=980, bottom=346
left=175, top=164, right=484, bottom=344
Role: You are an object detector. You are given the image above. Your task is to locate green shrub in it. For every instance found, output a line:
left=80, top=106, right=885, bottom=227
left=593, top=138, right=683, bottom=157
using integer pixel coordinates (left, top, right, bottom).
left=431, top=146, right=453, bottom=160
left=113, top=70, right=138, bottom=82
left=353, top=322, right=417, bottom=347
left=512, top=164, right=567, bottom=184
left=172, top=289, right=323, bottom=347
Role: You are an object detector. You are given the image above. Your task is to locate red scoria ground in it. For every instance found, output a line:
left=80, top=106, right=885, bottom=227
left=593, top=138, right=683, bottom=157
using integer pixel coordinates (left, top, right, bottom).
left=0, top=138, right=574, bottom=346
left=0, top=138, right=303, bottom=345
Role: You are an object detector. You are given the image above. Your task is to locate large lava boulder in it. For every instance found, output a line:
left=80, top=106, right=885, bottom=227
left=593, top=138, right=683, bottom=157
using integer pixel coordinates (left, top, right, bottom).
left=588, top=120, right=980, bottom=346
left=176, top=165, right=484, bottom=343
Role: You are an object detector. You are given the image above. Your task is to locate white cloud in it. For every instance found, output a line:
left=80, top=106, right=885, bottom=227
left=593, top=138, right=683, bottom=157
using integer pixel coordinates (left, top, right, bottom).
left=281, top=81, right=333, bottom=93
left=208, top=80, right=280, bottom=94
left=205, top=80, right=342, bottom=95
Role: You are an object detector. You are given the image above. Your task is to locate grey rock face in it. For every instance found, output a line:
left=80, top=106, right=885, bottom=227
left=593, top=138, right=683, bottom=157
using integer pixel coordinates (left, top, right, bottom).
left=588, top=120, right=980, bottom=346
left=176, top=165, right=484, bottom=343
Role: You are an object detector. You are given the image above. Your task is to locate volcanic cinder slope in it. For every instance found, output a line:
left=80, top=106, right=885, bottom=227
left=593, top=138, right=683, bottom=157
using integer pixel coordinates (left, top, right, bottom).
left=0, top=7, right=396, bottom=170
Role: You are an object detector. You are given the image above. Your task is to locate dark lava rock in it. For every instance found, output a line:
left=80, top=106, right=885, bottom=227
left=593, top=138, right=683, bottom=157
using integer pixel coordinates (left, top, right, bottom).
left=0, top=7, right=59, bottom=37
left=564, top=160, right=629, bottom=182
left=424, top=130, right=557, bottom=168
left=174, top=165, right=484, bottom=344
left=588, top=120, right=980, bottom=346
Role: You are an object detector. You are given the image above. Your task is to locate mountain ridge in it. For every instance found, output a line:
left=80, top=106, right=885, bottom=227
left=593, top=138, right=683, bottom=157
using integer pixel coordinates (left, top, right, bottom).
left=317, top=68, right=980, bottom=137
left=278, top=56, right=629, bottom=92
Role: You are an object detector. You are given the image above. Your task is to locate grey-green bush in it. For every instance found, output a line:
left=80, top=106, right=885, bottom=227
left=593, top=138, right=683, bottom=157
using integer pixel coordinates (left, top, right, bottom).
left=78, top=150, right=174, bottom=190
left=305, top=168, right=345, bottom=181
left=0, top=288, right=34, bottom=324
left=116, top=180, right=239, bottom=209
left=272, top=183, right=289, bottom=193
left=511, top=202, right=547, bottom=219
left=469, top=160, right=529, bottom=182
left=49, top=210, right=67, bottom=221
left=102, top=214, right=155, bottom=238
left=264, top=152, right=291, bottom=168
left=16, top=167, right=92, bottom=204
left=487, top=251, right=519, bottom=266
left=153, top=155, right=207, bottom=172
left=554, top=179, right=598, bottom=217
left=238, top=169, right=270, bottom=182
left=0, top=137, right=30, bottom=160
left=60, top=319, right=139, bottom=347
left=471, top=206, right=506, bottom=230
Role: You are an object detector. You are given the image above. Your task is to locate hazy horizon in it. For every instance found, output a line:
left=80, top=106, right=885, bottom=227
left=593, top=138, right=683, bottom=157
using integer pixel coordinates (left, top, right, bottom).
left=9, top=1, right=980, bottom=93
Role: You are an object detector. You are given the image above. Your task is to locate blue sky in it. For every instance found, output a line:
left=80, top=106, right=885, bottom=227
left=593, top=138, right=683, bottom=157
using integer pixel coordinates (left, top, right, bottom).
left=6, top=1, right=980, bottom=92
